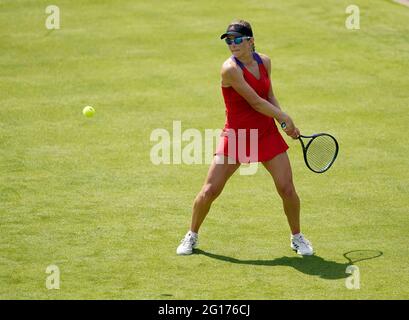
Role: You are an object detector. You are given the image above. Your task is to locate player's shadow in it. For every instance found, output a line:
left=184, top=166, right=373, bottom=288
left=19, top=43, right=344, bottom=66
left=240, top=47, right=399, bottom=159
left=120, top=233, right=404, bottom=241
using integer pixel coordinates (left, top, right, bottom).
left=194, top=249, right=383, bottom=280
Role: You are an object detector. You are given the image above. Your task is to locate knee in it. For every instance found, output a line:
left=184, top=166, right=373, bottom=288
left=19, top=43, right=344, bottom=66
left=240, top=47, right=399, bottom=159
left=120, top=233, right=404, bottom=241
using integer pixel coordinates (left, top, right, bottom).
left=277, top=182, right=297, bottom=199
left=198, top=184, right=221, bottom=202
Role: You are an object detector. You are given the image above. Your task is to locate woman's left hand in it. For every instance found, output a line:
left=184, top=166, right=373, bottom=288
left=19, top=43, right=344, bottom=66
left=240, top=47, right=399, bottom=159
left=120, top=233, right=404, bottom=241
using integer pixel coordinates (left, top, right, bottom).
left=291, top=127, right=300, bottom=139
left=280, top=114, right=300, bottom=139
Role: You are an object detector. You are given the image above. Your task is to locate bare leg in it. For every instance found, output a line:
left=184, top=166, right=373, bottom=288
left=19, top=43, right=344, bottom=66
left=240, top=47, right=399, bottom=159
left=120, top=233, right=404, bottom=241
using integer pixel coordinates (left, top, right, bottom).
left=262, top=152, right=300, bottom=234
left=190, top=155, right=240, bottom=233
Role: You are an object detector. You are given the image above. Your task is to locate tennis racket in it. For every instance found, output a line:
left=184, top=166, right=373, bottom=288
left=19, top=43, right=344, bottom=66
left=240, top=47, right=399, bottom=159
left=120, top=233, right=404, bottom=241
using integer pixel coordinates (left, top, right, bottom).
left=281, top=123, right=339, bottom=173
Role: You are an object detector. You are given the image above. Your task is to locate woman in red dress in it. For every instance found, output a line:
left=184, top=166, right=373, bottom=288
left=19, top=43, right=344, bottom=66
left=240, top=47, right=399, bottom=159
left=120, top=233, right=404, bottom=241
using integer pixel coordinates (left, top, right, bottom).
left=177, top=20, right=313, bottom=256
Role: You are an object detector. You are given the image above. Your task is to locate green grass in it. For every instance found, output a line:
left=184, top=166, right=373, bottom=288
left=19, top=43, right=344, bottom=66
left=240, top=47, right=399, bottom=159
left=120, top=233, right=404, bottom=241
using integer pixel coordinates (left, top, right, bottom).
left=1, top=0, right=408, bottom=299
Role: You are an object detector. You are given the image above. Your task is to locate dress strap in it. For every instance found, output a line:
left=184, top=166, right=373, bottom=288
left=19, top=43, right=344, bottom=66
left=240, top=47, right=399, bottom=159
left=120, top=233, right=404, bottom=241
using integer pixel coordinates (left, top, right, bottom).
left=252, top=52, right=263, bottom=65
left=232, top=52, right=262, bottom=69
left=232, top=55, right=245, bottom=70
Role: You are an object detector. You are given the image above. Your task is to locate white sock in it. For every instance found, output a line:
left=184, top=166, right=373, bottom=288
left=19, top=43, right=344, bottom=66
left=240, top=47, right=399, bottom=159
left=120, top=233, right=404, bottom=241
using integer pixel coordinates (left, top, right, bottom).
left=188, top=231, right=198, bottom=238
left=292, top=233, right=302, bottom=238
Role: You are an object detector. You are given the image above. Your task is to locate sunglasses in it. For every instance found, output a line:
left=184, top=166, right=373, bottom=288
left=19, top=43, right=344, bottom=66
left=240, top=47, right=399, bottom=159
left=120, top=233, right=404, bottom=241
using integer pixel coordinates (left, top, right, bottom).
left=225, top=36, right=251, bottom=45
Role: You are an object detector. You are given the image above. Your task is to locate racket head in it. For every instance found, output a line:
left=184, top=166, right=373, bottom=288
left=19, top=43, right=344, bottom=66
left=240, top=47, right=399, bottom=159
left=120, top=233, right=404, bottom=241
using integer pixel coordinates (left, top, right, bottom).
left=299, top=133, right=339, bottom=173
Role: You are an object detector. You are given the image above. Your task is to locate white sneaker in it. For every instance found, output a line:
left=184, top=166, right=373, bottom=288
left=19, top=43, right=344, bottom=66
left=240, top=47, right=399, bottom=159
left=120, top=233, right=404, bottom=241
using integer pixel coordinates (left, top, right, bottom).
left=291, top=233, right=314, bottom=256
left=176, top=231, right=198, bottom=255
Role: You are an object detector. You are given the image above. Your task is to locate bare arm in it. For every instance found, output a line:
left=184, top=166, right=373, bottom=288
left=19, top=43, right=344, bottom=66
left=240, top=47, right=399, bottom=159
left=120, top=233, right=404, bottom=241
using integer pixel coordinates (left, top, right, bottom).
left=263, top=57, right=282, bottom=109
left=221, top=60, right=288, bottom=123
left=261, top=54, right=300, bottom=138
left=268, top=86, right=282, bottom=111
left=221, top=58, right=298, bottom=138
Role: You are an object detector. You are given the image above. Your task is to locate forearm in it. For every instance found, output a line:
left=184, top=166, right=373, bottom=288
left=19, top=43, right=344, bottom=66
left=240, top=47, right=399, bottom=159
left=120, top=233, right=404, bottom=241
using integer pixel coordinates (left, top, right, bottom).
left=268, top=95, right=282, bottom=110
left=253, top=98, right=286, bottom=122
left=266, top=94, right=299, bottom=137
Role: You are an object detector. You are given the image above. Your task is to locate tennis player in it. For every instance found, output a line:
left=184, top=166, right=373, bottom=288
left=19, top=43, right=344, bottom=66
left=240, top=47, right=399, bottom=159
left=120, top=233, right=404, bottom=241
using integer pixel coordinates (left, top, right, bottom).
left=177, top=20, right=313, bottom=256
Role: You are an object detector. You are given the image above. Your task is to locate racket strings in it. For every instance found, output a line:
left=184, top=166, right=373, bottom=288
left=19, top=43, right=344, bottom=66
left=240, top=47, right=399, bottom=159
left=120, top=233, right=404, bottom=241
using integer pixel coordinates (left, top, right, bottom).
left=305, top=135, right=338, bottom=172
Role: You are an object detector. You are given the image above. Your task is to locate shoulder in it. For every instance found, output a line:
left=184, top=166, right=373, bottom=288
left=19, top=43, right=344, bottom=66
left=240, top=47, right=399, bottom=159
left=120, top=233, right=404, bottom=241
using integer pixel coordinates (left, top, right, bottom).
left=257, top=52, right=271, bottom=74
left=220, top=57, right=240, bottom=76
left=220, top=57, right=242, bottom=81
left=257, top=52, right=271, bottom=66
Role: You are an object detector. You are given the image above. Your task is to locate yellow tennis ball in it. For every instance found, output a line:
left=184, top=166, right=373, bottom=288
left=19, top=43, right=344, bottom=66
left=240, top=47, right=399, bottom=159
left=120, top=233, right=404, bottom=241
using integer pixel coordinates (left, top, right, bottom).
left=82, top=106, right=95, bottom=118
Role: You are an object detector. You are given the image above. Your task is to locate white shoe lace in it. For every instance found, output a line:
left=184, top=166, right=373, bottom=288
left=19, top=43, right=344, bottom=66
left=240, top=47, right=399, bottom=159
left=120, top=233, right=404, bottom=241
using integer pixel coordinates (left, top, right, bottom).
left=295, top=234, right=312, bottom=247
left=180, top=235, right=196, bottom=247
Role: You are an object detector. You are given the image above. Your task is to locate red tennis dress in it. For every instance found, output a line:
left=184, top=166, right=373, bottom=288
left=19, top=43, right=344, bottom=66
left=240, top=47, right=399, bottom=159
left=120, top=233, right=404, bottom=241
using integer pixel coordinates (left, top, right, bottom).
left=215, top=52, right=289, bottom=163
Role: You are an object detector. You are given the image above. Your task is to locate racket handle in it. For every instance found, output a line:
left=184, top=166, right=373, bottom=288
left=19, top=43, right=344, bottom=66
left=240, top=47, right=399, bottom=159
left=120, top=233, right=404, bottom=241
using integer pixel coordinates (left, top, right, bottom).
left=280, top=122, right=287, bottom=130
